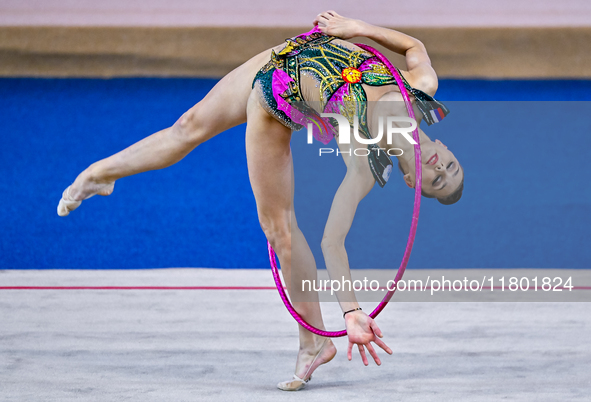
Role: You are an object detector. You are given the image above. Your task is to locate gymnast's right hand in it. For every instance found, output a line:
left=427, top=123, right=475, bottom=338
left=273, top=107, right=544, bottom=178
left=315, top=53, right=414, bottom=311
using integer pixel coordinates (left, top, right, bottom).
left=57, top=169, right=115, bottom=217
left=313, top=11, right=365, bottom=40
left=345, top=310, right=393, bottom=366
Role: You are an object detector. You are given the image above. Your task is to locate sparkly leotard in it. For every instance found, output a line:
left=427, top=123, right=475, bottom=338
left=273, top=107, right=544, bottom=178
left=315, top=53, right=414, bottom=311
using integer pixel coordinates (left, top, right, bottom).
left=252, top=26, right=449, bottom=187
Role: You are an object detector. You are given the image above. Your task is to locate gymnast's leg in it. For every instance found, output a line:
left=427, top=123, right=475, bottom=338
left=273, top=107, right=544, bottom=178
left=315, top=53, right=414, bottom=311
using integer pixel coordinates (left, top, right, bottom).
left=58, top=47, right=274, bottom=216
left=244, top=91, right=336, bottom=390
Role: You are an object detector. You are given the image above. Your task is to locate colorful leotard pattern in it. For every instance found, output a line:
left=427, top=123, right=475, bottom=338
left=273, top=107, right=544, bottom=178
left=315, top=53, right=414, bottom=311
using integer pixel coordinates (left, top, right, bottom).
left=252, top=26, right=449, bottom=187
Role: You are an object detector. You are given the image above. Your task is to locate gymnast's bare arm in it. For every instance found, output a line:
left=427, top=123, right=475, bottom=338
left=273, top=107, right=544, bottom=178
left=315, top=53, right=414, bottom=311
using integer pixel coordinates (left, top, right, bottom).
left=313, top=10, right=438, bottom=96
left=320, top=135, right=393, bottom=365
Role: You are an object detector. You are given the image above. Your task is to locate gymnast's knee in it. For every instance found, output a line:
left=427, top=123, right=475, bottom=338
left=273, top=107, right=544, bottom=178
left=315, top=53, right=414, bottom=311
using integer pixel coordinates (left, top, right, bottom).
left=259, top=220, right=291, bottom=254
left=321, top=236, right=344, bottom=256
left=173, top=105, right=214, bottom=146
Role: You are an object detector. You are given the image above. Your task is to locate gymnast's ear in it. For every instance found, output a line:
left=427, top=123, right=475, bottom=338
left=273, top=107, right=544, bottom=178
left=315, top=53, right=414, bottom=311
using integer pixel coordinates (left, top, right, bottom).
left=403, top=173, right=414, bottom=189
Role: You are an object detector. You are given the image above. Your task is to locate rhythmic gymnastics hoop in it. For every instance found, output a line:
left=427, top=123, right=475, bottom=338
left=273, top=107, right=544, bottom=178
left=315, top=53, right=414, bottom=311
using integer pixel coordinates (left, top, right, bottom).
left=268, top=44, right=423, bottom=337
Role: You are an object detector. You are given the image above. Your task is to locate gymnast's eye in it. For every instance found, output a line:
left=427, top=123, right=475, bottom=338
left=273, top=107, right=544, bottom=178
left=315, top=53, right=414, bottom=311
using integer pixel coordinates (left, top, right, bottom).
left=447, top=162, right=454, bottom=170
left=432, top=176, right=441, bottom=186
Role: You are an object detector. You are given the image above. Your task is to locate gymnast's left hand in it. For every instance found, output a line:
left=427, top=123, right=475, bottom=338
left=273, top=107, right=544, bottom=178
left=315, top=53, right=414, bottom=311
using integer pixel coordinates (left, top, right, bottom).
left=313, top=11, right=364, bottom=40
left=345, top=310, right=393, bottom=366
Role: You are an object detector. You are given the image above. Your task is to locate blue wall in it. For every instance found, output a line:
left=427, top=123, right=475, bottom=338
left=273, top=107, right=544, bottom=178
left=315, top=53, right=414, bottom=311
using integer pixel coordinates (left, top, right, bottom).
left=1, top=78, right=590, bottom=268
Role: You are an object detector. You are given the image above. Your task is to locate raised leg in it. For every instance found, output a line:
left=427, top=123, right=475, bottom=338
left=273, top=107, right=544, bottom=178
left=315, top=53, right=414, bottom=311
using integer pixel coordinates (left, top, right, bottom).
left=58, top=47, right=275, bottom=216
left=244, top=91, right=336, bottom=390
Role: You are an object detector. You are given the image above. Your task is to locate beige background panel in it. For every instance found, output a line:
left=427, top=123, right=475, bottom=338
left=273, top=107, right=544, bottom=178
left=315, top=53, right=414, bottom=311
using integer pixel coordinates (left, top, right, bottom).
left=1, top=0, right=590, bottom=27
left=1, top=26, right=590, bottom=78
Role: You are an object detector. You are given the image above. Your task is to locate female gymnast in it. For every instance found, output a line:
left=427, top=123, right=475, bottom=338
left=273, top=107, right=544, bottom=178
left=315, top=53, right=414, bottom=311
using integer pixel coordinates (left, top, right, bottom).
left=57, top=11, right=463, bottom=391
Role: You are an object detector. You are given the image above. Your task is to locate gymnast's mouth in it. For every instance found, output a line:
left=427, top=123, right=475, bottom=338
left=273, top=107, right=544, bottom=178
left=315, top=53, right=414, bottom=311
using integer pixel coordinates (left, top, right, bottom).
left=426, top=152, right=438, bottom=165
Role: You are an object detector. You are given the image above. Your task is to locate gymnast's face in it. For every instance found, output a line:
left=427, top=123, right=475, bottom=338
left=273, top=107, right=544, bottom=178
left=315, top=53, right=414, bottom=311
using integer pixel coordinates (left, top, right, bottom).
left=403, top=139, right=463, bottom=199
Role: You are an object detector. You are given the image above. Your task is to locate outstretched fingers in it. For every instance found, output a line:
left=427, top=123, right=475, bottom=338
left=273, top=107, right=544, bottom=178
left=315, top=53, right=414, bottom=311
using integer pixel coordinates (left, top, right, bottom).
left=370, top=319, right=383, bottom=338
left=358, top=344, right=369, bottom=366
left=350, top=341, right=384, bottom=366
left=366, top=343, right=382, bottom=366
left=370, top=320, right=393, bottom=355
left=373, top=336, right=393, bottom=355
left=347, top=341, right=353, bottom=361
left=346, top=321, right=393, bottom=366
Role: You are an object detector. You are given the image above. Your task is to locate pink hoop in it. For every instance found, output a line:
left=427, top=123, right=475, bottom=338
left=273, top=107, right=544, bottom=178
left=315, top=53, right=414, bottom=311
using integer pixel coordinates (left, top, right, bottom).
left=269, top=44, right=423, bottom=337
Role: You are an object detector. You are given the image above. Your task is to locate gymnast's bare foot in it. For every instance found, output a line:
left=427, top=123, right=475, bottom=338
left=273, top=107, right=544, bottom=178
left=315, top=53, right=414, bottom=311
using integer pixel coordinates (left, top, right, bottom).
left=277, top=337, right=337, bottom=391
left=57, top=167, right=115, bottom=216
